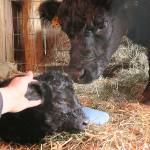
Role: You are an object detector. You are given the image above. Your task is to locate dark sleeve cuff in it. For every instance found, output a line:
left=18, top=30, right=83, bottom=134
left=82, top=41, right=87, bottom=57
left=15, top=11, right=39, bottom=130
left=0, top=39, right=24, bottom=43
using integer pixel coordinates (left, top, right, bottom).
left=0, top=92, right=3, bottom=118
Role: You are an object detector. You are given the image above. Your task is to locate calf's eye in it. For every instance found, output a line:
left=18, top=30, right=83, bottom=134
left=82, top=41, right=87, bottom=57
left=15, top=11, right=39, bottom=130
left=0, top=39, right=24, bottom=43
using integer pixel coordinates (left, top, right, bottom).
left=59, top=98, right=65, bottom=103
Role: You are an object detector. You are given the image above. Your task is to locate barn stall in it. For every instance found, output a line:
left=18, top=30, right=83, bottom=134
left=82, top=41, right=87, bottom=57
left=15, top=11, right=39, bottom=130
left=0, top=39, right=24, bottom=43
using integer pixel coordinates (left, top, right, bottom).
left=0, top=0, right=150, bottom=149
left=0, top=0, right=68, bottom=77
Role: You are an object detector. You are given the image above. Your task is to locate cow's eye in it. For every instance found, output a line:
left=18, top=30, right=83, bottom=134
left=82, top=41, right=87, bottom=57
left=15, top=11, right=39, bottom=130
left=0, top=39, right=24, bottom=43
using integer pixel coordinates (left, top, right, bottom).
left=98, top=21, right=108, bottom=29
left=95, top=21, right=108, bottom=36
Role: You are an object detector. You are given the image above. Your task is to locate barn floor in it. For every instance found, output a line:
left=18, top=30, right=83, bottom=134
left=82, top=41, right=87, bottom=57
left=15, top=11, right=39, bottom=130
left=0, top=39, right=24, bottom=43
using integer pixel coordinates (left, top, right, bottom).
left=0, top=39, right=150, bottom=149
left=0, top=81, right=150, bottom=150
left=0, top=86, right=149, bottom=149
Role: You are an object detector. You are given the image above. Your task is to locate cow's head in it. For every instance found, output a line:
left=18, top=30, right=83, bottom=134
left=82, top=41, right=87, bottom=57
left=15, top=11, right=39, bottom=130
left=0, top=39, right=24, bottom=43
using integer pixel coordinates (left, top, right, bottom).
left=39, top=0, right=127, bottom=83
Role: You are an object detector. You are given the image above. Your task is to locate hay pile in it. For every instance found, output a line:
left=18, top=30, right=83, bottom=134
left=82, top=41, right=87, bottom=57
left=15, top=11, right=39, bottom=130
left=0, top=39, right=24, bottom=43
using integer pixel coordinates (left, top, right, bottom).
left=0, top=37, right=150, bottom=149
left=0, top=102, right=149, bottom=149
left=40, top=27, right=71, bottom=66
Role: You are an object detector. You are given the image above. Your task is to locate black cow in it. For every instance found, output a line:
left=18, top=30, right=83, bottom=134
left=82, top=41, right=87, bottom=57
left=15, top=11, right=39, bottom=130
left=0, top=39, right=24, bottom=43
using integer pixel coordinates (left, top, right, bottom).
left=0, top=71, right=87, bottom=144
left=39, top=0, right=150, bottom=105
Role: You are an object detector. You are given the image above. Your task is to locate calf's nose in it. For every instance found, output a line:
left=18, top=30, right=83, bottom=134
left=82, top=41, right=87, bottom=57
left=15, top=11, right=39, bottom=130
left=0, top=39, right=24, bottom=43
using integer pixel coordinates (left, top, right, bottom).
left=78, top=118, right=88, bottom=131
left=82, top=119, right=88, bottom=126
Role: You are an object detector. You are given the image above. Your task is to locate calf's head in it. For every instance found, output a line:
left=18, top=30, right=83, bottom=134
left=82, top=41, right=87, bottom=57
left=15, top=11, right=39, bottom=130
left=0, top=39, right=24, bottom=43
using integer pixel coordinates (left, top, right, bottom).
left=27, top=71, right=88, bottom=133
left=39, top=0, right=126, bottom=83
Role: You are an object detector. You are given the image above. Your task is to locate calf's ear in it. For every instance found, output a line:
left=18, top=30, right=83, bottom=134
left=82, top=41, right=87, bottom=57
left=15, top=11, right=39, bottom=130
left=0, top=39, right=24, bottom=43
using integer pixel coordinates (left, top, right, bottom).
left=25, top=82, right=43, bottom=101
left=39, top=0, right=61, bottom=24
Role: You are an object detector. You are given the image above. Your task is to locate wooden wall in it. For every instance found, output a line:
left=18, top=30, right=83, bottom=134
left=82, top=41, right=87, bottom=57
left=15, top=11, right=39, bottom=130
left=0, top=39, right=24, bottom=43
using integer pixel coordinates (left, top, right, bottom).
left=0, top=0, right=65, bottom=73
left=0, top=0, right=43, bottom=71
left=12, top=0, right=44, bottom=72
left=0, top=0, right=13, bottom=63
left=13, top=0, right=63, bottom=72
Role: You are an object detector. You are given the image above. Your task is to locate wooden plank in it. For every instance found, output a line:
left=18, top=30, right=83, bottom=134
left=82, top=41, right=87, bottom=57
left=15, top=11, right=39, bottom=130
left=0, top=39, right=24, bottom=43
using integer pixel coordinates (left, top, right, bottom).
left=0, top=0, right=6, bottom=63
left=0, top=0, right=14, bottom=63
left=4, top=0, right=14, bottom=62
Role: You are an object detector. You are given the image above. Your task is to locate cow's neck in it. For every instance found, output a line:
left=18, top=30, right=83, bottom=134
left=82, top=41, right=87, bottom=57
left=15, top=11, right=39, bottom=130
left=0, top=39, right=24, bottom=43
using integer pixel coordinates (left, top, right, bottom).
left=114, top=0, right=150, bottom=48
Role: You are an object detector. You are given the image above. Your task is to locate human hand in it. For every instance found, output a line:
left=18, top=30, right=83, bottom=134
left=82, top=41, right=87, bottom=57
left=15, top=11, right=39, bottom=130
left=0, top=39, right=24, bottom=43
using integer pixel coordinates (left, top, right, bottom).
left=0, top=71, right=42, bottom=114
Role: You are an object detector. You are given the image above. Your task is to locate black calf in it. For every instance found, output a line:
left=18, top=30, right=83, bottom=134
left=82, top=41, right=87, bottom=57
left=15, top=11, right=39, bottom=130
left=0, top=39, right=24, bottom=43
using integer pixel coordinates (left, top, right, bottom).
left=0, top=71, right=87, bottom=144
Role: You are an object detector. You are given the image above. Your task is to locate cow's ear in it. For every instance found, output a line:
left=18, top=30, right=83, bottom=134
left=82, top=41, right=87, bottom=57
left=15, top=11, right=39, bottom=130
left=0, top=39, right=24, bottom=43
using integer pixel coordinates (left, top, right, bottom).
left=92, top=0, right=113, bottom=10
left=39, top=0, right=61, bottom=24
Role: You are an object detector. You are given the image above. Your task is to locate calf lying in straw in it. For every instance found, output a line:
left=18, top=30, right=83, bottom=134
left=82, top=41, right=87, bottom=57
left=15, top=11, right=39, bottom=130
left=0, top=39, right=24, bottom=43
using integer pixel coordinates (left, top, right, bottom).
left=0, top=71, right=87, bottom=144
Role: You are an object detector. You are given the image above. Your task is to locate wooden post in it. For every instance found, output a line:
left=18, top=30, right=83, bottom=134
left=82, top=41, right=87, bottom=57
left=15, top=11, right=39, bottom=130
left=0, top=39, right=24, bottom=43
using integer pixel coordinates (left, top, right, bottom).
left=0, top=0, right=13, bottom=63
left=20, top=1, right=43, bottom=72
left=0, top=0, right=6, bottom=63
left=4, top=0, right=14, bottom=62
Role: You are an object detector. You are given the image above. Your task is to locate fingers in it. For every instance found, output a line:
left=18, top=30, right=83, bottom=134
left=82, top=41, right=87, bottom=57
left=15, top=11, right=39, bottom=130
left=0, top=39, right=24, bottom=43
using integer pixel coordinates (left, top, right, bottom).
left=26, top=71, right=33, bottom=77
left=27, top=99, right=42, bottom=108
left=31, top=79, right=39, bottom=82
left=26, top=72, right=39, bottom=83
left=25, top=71, right=34, bottom=82
left=10, top=99, right=42, bottom=113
